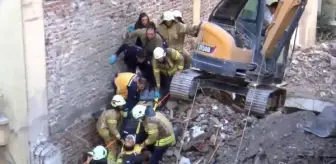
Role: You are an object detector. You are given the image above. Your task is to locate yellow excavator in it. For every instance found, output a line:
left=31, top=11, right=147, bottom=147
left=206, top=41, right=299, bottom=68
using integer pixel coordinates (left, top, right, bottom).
left=170, top=0, right=308, bottom=116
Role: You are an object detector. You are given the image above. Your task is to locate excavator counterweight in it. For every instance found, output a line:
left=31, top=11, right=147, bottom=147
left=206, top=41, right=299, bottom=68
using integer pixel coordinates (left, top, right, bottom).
left=170, top=0, right=308, bottom=117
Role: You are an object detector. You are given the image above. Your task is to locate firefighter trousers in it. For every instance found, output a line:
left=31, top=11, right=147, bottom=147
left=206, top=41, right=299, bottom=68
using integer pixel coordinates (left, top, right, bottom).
left=98, top=128, right=119, bottom=162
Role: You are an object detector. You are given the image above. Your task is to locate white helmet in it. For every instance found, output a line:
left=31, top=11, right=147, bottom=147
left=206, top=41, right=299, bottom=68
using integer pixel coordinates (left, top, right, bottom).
left=88, top=145, right=107, bottom=160
left=173, top=10, right=182, bottom=18
left=162, top=11, right=175, bottom=21
left=266, top=0, right=278, bottom=5
left=132, top=104, right=147, bottom=119
left=153, top=47, right=166, bottom=59
left=111, top=95, right=126, bottom=107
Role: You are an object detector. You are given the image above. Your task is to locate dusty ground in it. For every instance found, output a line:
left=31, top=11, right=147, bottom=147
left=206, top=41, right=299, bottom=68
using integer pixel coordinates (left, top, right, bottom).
left=160, top=96, right=336, bottom=164
left=69, top=41, right=336, bottom=164
left=158, top=41, right=336, bottom=164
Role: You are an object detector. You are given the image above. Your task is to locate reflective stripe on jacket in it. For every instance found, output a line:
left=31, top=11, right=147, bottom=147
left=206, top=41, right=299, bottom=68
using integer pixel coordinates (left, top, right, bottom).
left=116, top=145, right=144, bottom=164
left=96, top=110, right=122, bottom=139
left=143, top=112, right=176, bottom=147
left=152, top=48, right=184, bottom=89
left=114, top=72, right=136, bottom=99
left=157, top=21, right=199, bottom=53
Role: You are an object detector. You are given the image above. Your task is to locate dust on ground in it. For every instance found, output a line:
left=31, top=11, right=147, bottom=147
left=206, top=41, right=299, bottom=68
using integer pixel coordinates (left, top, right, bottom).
left=159, top=41, right=336, bottom=164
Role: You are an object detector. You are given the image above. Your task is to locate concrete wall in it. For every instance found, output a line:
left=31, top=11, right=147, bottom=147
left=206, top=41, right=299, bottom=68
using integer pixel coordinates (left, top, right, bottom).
left=43, top=0, right=220, bottom=163
left=0, top=0, right=30, bottom=163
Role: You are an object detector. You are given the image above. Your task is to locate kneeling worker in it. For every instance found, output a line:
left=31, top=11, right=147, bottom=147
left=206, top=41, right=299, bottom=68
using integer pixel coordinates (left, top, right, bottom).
left=152, top=47, right=184, bottom=99
left=132, top=104, right=176, bottom=164
left=113, top=72, right=148, bottom=117
left=96, top=95, right=126, bottom=163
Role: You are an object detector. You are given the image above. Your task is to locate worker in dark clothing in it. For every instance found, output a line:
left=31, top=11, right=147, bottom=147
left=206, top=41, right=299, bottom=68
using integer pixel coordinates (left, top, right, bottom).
left=116, top=134, right=150, bottom=164
left=109, top=44, right=143, bottom=72
left=134, top=13, right=156, bottom=30
left=113, top=72, right=148, bottom=117
left=109, top=44, right=156, bottom=90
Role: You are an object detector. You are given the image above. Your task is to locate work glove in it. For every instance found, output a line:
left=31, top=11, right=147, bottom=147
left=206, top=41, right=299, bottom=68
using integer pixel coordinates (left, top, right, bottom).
left=109, top=55, right=117, bottom=64
left=154, top=91, right=161, bottom=99
left=140, top=142, right=146, bottom=148
left=116, top=133, right=121, bottom=140
left=127, top=25, right=135, bottom=32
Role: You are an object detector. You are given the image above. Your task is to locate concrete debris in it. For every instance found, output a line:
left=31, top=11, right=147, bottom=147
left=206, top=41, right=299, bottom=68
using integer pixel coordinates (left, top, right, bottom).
left=179, top=157, right=191, bottom=164
left=159, top=42, right=336, bottom=163
left=285, top=42, right=336, bottom=98
left=166, top=100, right=178, bottom=111
left=162, top=95, right=249, bottom=163
left=190, top=126, right=205, bottom=138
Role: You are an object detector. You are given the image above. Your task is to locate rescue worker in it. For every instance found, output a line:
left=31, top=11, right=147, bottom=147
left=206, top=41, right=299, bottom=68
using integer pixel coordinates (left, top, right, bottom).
left=173, top=10, right=184, bottom=24
left=157, top=10, right=199, bottom=68
left=131, top=12, right=156, bottom=47
left=109, top=44, right=146, bottom=72
left=84, top=145, right=108, bottom=164
left=96, top=95, right=126, bottom=163
left=134, top=12, right=156, bottom=30
left=113, top=72, right=148, bottom=114
left=132, top=104, right=176, bottom=164
left=109, top=44, right=155, bottom=89
left=126, top=26, right=165, bottom=60
left=116, top=134, right=150, bottom=164
left=263, top=0, right=279, bottom=34
left=152, top=47, right=184, bottom=100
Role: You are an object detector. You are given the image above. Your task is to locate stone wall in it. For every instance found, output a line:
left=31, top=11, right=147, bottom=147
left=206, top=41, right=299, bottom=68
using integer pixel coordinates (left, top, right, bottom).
left=43, top=0, right=220, bottom=163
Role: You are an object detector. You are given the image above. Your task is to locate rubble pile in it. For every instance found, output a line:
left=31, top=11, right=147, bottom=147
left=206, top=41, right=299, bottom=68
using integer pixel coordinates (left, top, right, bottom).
left=284, top=42, right=336, bottom=98
left=161, top=94, right=255, bottom=164
left=162, top=96, right=336, bottom=164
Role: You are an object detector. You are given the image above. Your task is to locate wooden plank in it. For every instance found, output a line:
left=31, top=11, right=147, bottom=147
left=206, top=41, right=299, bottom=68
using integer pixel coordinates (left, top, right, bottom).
left=291, top=0, right=318, bottom=48
left=193, top=0, right=201, bottom=24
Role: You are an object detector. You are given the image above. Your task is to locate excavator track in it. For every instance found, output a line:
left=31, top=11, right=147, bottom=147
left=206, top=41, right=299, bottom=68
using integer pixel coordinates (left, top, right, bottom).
left=170, top=69, right=201, bottom=101
left=170, top=70, right=287, bottom=117
left=245, top=86, right=286, bottom=116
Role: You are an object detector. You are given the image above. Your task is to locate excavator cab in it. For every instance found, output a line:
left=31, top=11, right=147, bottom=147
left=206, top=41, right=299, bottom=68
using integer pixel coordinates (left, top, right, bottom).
left=170, top=0, right=308, bottom=116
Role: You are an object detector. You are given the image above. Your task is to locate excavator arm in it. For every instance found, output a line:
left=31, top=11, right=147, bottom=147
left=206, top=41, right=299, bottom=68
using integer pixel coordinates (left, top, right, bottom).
left=261, top=0, right=308, bottom=83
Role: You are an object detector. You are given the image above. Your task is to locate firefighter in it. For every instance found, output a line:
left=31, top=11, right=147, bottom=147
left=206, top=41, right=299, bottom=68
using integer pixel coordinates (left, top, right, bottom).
left=113, top=72, right=148, bottom=116
left=132, top=104, right=176, bottom=164
left=96, top=95, right=126, bottom=163
left=152, top=47, right=184, bottom=100
left=84, top=145, right=108, bottom=164
left=116, top=134, right=150, bottom=164
left=157, top=10, right=199, bottom=68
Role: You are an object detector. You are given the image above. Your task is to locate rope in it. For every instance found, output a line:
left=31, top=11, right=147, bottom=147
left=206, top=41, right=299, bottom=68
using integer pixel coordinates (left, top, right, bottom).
left=175, top=81, right=200, bottom=164
left=233, top=64, right=264, bottom=164
left=233, top=27, right=298, bottom=163
left=233, top=42, right=274, bottom=163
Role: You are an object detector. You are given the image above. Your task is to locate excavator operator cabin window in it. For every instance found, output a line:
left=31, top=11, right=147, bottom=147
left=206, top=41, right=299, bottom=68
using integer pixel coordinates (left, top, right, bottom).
left=237, top=0, right=260, bottom=37
left=239, top=0, right=258, bottom=21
